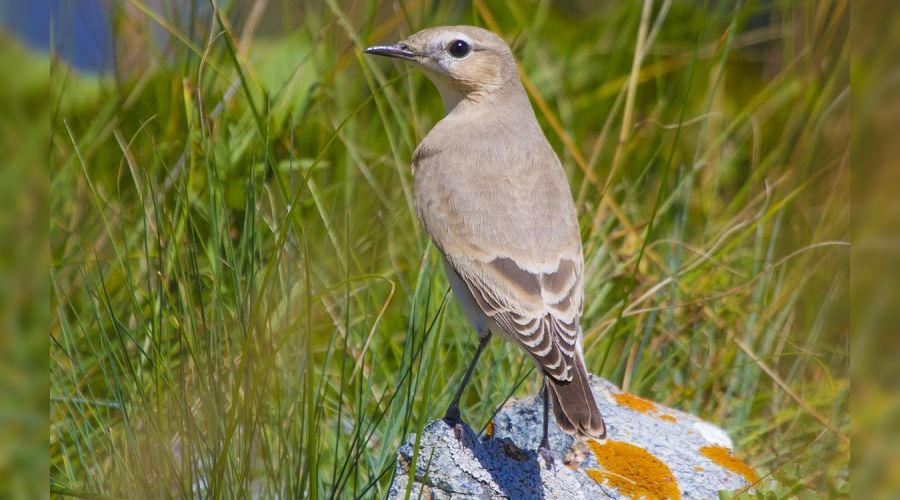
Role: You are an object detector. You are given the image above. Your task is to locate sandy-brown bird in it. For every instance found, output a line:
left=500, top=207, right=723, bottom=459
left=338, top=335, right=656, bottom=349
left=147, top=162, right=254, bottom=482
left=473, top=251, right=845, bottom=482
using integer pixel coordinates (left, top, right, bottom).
left=365, top=26, right=606, bottom=456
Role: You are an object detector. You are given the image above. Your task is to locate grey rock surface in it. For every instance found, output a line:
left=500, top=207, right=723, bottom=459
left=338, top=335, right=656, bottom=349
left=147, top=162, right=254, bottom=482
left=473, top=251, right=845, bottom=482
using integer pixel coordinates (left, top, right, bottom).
left=388, top=375, right=757, bottom=499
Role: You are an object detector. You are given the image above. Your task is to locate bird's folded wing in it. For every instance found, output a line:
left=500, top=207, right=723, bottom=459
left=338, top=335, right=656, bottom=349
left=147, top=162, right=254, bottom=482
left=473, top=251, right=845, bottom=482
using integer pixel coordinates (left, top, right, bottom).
left=446, top=253, right=583, bottom=382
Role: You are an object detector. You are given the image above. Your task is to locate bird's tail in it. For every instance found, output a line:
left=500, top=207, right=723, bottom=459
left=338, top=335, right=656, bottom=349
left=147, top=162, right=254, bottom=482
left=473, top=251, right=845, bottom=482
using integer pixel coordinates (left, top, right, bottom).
left=547, top=353, right=606, bottom=440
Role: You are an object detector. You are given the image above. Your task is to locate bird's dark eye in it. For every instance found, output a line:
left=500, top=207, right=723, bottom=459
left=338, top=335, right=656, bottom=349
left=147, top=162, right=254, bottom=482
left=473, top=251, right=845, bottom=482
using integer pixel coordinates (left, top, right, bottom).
left=448, top=39, right=471, bottom=58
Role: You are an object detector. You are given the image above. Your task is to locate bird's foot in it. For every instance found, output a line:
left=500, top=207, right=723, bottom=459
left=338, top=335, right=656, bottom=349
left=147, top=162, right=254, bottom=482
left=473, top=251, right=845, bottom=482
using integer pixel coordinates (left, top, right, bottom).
left=452, top=422, right=465, bottom=441
left=538, top=443, right=555, bottom=470
left=443, top=406, right=467, bottom=440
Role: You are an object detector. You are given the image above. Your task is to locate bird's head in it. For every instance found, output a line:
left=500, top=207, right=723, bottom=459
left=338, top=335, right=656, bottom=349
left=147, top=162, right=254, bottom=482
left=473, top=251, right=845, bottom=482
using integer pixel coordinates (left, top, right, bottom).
left=365, top=26, right=519, bottom=111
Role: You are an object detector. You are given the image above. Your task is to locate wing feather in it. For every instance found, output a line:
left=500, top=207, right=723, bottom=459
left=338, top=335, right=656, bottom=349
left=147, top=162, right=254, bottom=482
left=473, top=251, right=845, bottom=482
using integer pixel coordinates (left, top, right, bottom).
left=447, top=253, right=583, bottom=382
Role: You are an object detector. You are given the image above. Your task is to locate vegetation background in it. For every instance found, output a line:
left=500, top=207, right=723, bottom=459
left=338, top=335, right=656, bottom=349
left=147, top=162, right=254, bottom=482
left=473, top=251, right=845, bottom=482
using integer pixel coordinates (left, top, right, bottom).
left=41, top=0, right=849, bottom=497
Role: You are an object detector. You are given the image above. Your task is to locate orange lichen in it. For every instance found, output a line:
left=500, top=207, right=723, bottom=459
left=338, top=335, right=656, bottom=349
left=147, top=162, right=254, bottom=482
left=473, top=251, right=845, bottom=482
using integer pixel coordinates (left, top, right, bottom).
left=484, top=420, right=494, bottom=439
left=614, top=392, right=679, bottom=424
left=613, top=392, right=659, bottom=414
left=586, top=439, right=681, bottom=500
left=694, top=465, right=705, bottom=472
left=699, top=445, right=759, bottom=484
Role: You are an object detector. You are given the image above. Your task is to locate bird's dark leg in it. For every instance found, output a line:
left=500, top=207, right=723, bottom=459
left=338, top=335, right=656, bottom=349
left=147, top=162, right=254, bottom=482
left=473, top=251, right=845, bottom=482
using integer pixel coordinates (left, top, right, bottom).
left=538, top=378, right=554, bottom=469
left=444, top=332, right=491, bottom=425
left=540, top=380, right=550, bottom=449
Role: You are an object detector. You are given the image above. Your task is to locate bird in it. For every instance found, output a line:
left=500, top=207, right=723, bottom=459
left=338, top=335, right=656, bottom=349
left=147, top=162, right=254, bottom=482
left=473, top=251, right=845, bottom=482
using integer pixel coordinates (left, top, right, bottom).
left=364, top=26, right=606, bottom=459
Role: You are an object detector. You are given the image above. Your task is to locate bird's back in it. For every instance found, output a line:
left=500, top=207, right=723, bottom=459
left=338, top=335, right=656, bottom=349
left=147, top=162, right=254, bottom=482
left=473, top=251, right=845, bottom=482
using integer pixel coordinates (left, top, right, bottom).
left=412, top=97, right=581, bottom=268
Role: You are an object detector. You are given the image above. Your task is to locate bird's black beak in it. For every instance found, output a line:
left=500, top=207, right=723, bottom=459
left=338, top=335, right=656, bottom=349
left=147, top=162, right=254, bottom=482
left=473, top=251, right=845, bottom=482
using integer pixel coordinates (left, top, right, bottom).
left=363, top=43, right=417, bottom=61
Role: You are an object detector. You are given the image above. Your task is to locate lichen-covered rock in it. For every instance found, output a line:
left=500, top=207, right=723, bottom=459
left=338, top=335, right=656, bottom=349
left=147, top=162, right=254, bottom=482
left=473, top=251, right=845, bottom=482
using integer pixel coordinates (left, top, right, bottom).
left=388, top=375, right=758, bottom=499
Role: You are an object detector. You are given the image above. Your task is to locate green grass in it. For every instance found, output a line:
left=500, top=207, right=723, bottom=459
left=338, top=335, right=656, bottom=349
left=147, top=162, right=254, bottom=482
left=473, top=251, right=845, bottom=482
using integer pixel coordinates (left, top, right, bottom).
left=49, top=1, right=849, bottom=497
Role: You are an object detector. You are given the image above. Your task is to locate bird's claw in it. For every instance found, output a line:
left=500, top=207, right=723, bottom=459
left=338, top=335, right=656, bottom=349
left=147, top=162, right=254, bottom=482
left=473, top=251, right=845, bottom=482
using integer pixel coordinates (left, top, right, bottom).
left=538, top=445, right=555, bottom=470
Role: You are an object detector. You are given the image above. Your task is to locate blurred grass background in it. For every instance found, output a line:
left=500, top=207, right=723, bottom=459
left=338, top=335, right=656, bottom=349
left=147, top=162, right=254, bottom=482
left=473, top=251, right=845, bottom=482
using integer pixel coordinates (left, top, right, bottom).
left=37, top=0, right=851, bottom=497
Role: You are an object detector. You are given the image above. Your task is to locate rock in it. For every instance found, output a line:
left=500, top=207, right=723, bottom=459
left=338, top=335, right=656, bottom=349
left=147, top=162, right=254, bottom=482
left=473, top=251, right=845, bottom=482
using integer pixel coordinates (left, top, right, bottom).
left=388, top=375, right=758, bottom=499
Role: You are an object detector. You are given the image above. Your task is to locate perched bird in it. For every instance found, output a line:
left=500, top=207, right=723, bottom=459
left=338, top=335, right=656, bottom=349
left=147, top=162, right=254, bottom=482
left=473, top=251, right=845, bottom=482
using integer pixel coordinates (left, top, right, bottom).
left=365, top=26, right=606, bottom=458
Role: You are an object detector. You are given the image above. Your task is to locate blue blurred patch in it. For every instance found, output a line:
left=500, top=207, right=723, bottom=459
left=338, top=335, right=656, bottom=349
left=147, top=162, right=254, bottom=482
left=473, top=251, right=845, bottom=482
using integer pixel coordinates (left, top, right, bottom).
left=1, top=0, right=114, bottom=73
